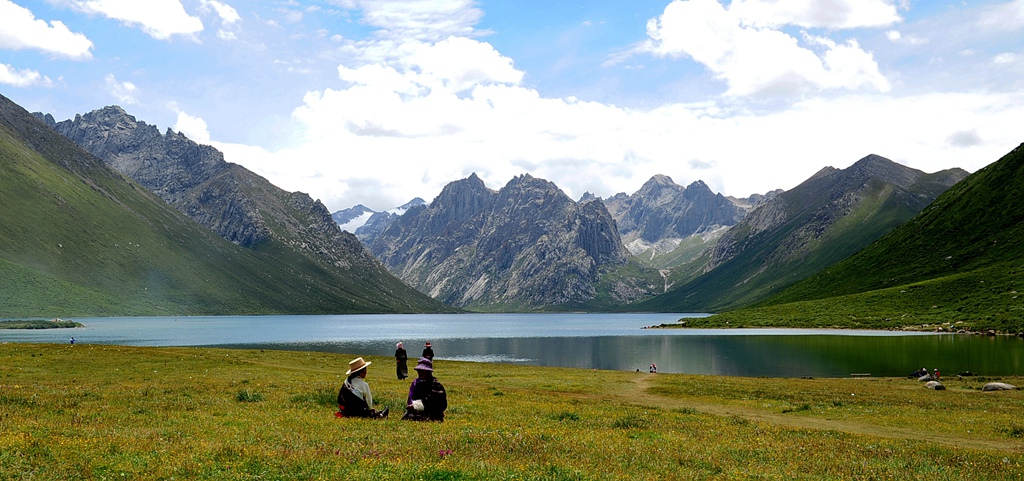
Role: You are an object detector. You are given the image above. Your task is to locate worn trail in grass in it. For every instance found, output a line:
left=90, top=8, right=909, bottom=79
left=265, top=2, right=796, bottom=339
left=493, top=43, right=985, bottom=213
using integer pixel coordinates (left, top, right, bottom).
left=623, top=374, right=1023, bottom=454
left=3, top=343, right=1023, bottom=480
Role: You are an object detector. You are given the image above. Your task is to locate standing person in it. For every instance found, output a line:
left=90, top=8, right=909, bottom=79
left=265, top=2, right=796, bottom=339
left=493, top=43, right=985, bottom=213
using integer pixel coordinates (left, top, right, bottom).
left=336, top=357, right=388, bottom=418
left=69, top=337, right=75, bottom=345
left=395, top=342, right=408, bottom=380
left=934, top=368, right=940, bottom=381
left=422, top=341, right=434, bottom=360
left=403, top=358, right=447, bottom=422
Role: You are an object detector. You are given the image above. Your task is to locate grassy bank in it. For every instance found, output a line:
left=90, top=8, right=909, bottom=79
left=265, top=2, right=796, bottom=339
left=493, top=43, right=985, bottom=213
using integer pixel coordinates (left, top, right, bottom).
left=2, top=343, right=1023, bottom=480
left=0, top=319, right=83, bottom=329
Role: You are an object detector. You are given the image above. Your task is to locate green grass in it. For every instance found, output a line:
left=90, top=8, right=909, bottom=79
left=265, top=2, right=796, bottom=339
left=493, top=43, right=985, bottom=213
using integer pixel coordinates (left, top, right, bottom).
left=675, top=261, right=1024, bottom=332
left=0, top=319, right=83, bottom=329
left=2, top=343, right=1023, bottom=480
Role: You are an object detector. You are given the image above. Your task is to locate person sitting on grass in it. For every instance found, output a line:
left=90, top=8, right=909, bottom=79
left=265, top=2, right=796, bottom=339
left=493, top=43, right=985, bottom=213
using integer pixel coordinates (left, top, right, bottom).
left=336, top=357, right=388, bottom=419
left=402, top=358, right=447, bottom=422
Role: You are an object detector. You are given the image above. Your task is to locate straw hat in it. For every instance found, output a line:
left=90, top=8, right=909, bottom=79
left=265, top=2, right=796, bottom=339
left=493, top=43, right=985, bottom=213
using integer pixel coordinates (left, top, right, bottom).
left=346, top=357, right=371, bottom=375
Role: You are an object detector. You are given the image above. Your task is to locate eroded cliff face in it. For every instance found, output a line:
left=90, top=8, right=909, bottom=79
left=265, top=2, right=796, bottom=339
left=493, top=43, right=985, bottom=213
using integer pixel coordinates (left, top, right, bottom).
left=39, top=106, right=380, bottom=272
left=368, top=173, right=632, bottom=308
left=604, top=175, right=747, bottom=255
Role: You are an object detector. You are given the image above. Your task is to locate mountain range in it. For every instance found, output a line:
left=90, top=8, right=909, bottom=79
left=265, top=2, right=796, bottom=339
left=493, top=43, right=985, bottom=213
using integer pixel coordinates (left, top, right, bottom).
left=334, top=198, right=427, bottom=246
left=365, top=173, right=659, bottom=309
left=0, top=94, right=450, bottom=316
left=348, top=155, right=964, bottom=312
left=6, top=93, right=1013, bottom=327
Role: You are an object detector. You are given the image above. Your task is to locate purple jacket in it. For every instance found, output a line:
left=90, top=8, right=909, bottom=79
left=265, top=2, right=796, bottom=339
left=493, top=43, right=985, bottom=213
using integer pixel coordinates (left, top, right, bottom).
left=404, top=376, right=447, bottom=421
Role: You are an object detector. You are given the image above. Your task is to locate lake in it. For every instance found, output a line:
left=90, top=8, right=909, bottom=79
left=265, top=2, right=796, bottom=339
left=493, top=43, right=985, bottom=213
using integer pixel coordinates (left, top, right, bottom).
left=2, top=313, right=1021, bottom=378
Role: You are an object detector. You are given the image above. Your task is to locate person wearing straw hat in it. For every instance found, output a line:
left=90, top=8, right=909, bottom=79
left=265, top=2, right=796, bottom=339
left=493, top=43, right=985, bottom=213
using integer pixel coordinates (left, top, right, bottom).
left=402, top=357, right=447, bottom=422
left=336, top=357, right=388, bottom=418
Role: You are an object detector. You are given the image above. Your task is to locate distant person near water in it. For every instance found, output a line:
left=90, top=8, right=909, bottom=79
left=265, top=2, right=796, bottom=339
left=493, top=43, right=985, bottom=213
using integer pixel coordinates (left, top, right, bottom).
left=422, top=341, right=434, bottom=360
left=395, top=342, right=408, bottom=380
left=649, top=363, right=657, bottom=373
left=403, top=358, right=447, bottom=422
left=70, top=337, right=75, bottom=345
left=336, top=357, right=388, bottom=419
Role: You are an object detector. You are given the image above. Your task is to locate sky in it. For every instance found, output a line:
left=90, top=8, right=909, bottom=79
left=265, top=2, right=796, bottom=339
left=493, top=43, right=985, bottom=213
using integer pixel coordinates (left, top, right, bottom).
left=2, top=0, right=1023, bottom=213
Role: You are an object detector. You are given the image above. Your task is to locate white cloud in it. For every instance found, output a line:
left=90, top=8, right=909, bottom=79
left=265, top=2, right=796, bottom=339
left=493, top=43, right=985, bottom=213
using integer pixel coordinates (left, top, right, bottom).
left=992, top=53, right=1017, bottom=64
left=642, top=0, right=890, bottom=97
left=67, top=0, right=204, bottom=40
left=174, top=111, right=211, bottom=143
left=0, top=63, right=53, bottom=87
left=886, top=29, right=927, bottom=45
left=200, top=0, right=239, bottom=40
left=219, top=71, right=1023, bottom=212
left=405, top=36, right=523, bottom=92
left=730, top=0, right=901, bottom=29
left=976, top=0, right=1024, bottom=31
left=105, top=73, right=138, bottom=104
left=948, top=128, right=983, bottom=148
left=205, top=0, right=1022, bottom=215
left=202, top=0, right=240, bottom=24
left=343, top=0, right=484, bottom=40
left=0, top=0, right=93, bottom=59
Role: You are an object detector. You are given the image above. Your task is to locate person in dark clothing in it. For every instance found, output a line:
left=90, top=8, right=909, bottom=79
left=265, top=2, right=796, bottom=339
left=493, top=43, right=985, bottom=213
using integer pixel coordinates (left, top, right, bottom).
left=395, top=342, right=408, bottom=380
left=422, top=341, right=434, bottom=360
left=336, top=357, right=388, bottom=419
left=402, top=357, right=447, bottom=422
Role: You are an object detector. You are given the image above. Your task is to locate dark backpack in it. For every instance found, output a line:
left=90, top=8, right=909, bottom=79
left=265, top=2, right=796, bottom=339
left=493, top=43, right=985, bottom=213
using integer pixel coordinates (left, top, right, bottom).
left=337, top=384, right=371, bottom=417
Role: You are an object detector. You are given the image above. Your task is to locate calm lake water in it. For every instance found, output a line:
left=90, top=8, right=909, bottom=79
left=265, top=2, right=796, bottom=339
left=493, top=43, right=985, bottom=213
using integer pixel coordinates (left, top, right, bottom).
left=2, top=313, right=1021, bottom=378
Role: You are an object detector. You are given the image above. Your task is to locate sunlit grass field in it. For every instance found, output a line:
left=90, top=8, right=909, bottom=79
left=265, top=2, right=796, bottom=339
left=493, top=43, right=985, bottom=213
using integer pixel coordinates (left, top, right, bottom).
left=2, top=343, right=1022, bottom=480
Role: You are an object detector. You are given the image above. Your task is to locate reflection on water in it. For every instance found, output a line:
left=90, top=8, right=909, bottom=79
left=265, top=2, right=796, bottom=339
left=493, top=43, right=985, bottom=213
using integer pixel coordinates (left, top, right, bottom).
left=225, top=331, right=1024, bottom=378
left=2, top=313, right=1021, bottom=377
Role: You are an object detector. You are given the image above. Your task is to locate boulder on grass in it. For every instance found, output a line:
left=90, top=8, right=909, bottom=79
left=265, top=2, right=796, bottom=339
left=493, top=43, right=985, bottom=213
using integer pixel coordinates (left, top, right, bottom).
left=983, top=382, right=1017, bottom=392
left=924, top=381, right=946, bottom=390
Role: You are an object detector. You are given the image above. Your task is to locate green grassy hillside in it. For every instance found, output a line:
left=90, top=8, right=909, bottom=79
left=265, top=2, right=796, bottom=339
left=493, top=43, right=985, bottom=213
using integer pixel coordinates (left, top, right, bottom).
left=690, top=143, right=1024, bottom=332
left=637, top=158, right=962, bottom=313
left=771, top=143, right=1024, bottom=303
left=0, top=94, right=450, bottom=316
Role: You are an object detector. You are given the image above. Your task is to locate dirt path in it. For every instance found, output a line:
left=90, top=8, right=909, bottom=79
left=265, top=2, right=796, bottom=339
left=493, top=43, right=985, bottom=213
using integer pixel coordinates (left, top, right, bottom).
left=622, top=374, right=1023, bottom=454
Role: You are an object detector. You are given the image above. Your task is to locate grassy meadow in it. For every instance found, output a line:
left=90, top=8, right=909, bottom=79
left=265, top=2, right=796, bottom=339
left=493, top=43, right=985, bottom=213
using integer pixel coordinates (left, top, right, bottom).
left=2, top=343, right=1023, bottom=480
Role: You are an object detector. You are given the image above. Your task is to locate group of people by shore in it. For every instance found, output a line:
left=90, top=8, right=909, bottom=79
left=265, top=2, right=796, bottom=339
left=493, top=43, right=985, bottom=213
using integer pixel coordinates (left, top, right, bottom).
left=336, top=341, right=446, bottom=422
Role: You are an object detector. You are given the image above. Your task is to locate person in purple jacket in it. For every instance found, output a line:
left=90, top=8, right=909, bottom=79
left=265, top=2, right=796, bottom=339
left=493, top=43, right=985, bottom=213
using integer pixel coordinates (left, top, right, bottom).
left=402, top=357, right=447, bottom=421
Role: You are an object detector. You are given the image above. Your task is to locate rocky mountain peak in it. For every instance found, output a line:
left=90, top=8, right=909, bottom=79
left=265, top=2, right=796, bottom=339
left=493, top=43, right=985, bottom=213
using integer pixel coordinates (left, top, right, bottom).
left=845, top=154, right=920, bottom=189
left=368, top=174, right=631, bottom=308
left=604, top=175, right=744, bottom=250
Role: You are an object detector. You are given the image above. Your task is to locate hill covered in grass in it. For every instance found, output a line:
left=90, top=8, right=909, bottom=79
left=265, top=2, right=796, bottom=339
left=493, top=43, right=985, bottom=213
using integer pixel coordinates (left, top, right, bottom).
left=635, top=154, right=966, bottom=313
left=692, top=143, right=1024, bottom=332
left=0, top=93, right=452, bottom=317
